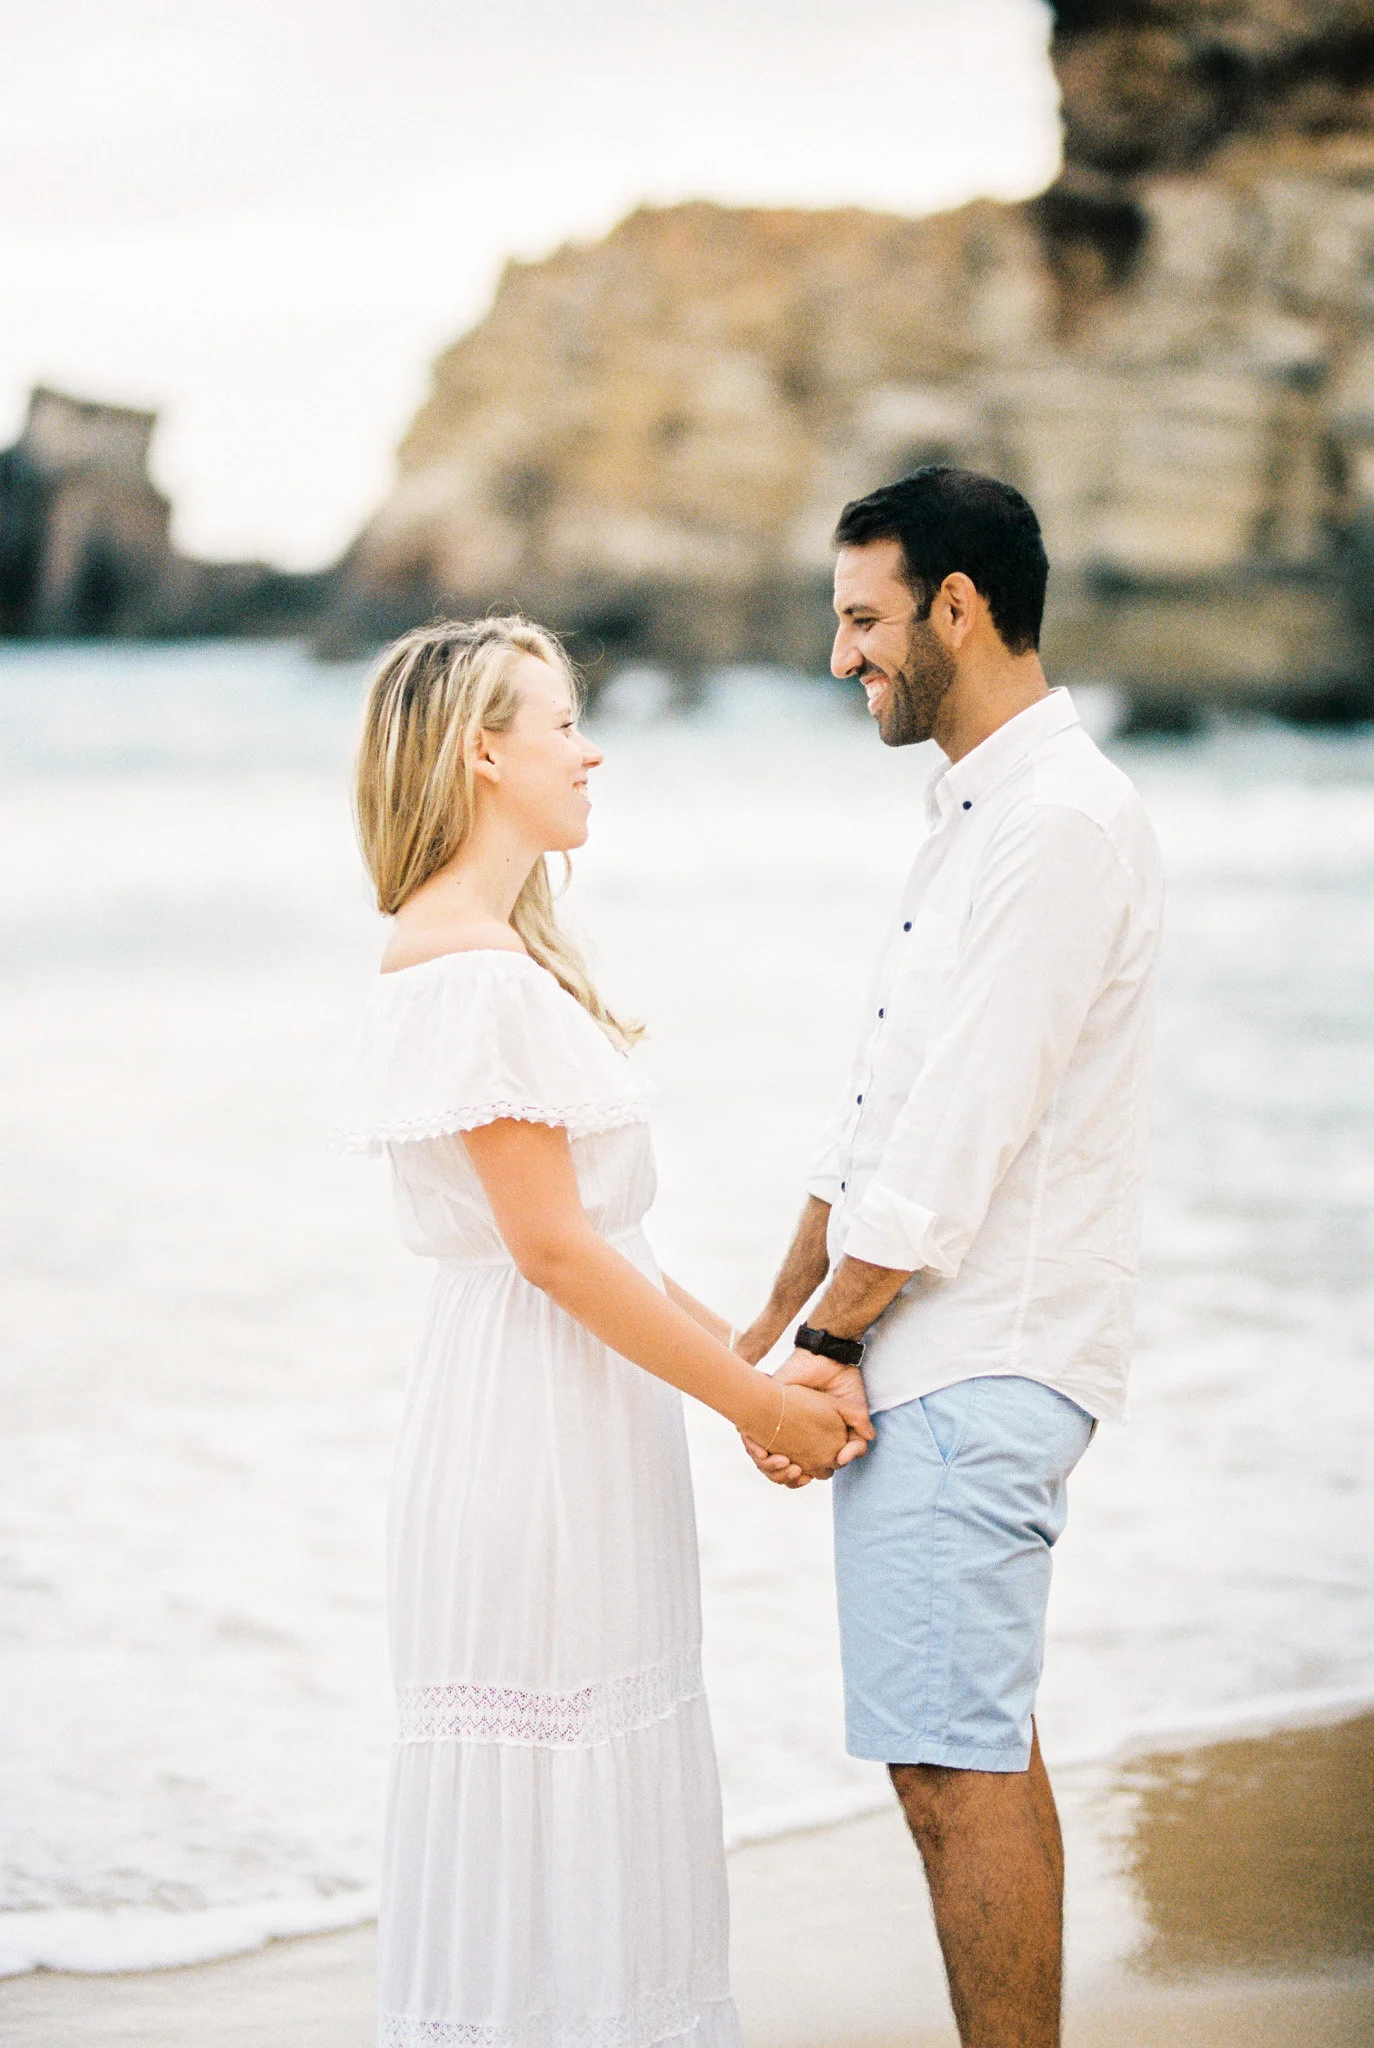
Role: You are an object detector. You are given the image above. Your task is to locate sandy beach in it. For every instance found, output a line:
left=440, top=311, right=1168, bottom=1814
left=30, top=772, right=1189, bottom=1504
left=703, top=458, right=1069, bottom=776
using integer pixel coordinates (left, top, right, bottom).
left=3, top=1710, right=1371, bottom=2048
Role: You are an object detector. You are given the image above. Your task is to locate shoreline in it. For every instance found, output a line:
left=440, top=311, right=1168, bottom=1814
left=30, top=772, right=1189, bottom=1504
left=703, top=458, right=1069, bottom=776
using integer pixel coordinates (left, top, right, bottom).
left=10, top=1677, right=1374, bottom=1981
left=3, top=1709, right=1372, bottom=2046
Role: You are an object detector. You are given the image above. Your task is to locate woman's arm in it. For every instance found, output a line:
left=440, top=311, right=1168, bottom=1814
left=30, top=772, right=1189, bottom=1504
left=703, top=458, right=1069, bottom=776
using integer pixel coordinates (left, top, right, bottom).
left=461, top=1119, right=856, bottom=1477
left=662, top=1275, right=733, bottom=1346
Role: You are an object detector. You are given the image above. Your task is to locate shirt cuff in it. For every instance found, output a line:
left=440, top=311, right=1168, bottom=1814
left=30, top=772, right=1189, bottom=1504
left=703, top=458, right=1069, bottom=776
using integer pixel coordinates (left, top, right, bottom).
left=842, top=1183, right=957, bottom=1278
left=805, top=1169, right=842, bottom=1207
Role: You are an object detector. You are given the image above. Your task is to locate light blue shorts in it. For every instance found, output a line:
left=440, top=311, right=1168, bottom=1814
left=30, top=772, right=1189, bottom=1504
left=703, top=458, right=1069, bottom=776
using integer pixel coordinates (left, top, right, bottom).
left=832, top=1375, right=1094, bottom=1772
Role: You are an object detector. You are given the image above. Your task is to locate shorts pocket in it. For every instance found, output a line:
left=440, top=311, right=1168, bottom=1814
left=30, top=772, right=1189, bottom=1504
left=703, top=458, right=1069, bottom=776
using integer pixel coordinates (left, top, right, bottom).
left=917, top=1379, right=977, bottom=1467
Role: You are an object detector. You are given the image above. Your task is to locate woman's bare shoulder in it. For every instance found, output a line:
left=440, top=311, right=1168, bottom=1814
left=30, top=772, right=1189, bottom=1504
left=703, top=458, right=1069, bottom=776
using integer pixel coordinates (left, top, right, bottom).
left=379, top=915, right=528, bottom=975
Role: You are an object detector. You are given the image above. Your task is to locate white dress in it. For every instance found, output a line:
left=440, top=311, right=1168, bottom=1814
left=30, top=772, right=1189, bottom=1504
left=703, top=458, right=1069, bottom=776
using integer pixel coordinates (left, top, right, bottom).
left=334, top=950, right=741, bottom=2048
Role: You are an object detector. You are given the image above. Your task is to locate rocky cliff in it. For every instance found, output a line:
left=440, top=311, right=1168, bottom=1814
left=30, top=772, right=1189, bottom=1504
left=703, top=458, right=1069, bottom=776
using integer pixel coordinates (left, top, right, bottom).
left=333, top=1, right=1374, bottom=716
left=1051, top=2, right=1374, bottom=178
left=0, top=388, right=333, bottom=642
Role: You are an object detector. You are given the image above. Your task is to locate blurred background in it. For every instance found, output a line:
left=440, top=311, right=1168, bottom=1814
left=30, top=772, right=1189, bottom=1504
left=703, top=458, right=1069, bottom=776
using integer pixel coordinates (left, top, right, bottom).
left=2, top=0, right=1373, bottom=2026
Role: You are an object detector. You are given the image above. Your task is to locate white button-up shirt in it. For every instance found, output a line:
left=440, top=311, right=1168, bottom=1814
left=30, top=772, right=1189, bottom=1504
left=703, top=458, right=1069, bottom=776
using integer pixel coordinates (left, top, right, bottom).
left=808, top=689, right=1163, bottom=1423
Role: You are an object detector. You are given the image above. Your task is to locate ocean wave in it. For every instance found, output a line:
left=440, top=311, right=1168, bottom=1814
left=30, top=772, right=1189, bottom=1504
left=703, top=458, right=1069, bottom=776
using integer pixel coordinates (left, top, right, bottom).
left=0, top=1886, right=378, bottom=1980
left=1050, top=1678, right=1374, bottom=1770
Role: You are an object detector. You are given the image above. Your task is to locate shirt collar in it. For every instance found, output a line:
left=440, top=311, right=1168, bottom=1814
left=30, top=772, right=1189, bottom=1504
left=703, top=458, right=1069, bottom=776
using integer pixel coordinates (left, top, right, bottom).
left=925, top=688, right=1081, bottom=830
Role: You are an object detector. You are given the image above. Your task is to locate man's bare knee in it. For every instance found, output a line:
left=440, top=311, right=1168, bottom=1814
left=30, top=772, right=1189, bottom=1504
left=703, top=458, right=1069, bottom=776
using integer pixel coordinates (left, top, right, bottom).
left=889, top=1761, right=978, bottom=1853
left=890, top=1760, right=1040, bottom=1847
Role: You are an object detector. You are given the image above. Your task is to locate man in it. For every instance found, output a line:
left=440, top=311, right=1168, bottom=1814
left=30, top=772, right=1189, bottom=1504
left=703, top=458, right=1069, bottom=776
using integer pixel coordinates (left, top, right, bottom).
left=738, top=468, right=1162, bottom=2048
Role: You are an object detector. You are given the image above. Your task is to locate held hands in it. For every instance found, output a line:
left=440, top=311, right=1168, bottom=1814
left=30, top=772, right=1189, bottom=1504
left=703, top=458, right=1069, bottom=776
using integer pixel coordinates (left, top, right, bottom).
left=739, top=1348, right=875, bottom=1487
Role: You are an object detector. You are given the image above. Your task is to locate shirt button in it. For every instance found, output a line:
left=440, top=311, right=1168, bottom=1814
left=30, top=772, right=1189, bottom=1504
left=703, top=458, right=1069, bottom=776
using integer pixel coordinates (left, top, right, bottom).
left=840, top=1181, right=846, bottom=1192
left=856, top=1094, right=863, bottom=1104
left=903, top=921, right=912, bottom=932
left=878, top=1007, right=884, bottom=1018
left=962, top=800, right=972, bottom=811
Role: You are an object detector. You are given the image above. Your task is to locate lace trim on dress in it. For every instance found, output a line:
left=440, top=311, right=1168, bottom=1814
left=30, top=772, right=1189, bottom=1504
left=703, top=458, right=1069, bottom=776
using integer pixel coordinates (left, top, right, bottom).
left=394, top=1649, right=704, bottom=1748
left=331, top=1098, right=649, bottom=1154
left=378, top=1987, right=732, bottom=2048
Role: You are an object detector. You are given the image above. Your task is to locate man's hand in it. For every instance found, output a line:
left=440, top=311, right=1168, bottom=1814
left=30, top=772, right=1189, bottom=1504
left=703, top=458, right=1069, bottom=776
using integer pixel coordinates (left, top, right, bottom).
left=740, top=1350, right=874, bottom=1488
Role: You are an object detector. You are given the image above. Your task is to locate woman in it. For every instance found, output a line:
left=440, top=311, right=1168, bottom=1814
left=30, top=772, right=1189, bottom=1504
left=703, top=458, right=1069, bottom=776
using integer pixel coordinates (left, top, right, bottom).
left=334, top=617, right=860, bottom=2048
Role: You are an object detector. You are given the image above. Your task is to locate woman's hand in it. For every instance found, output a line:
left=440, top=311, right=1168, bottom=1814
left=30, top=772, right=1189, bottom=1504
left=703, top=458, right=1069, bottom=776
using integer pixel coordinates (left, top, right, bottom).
left=765, top=1381, right=851, bottom=1479
left=743, top=1354, right=874, bottom=1487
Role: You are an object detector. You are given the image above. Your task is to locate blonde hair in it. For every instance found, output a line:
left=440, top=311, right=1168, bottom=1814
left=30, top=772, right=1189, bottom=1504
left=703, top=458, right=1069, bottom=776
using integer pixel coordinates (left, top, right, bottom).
left=354, top=615, right=641, bottom=1049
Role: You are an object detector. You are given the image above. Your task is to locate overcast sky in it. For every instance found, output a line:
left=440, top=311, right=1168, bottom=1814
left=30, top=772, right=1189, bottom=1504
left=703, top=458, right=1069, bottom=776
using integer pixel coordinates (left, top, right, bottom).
left=2, top=0, right=1060, bottom=565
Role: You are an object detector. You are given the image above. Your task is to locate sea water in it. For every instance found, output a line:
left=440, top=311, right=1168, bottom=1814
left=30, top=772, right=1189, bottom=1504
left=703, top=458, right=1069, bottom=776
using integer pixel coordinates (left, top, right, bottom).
left=1, top=642, right=1371, bottom=1973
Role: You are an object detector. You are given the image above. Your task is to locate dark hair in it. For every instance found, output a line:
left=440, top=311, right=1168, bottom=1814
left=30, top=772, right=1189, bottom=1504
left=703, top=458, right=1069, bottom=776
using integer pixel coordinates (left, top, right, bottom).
left=832, top=466, right=1048, bottom=655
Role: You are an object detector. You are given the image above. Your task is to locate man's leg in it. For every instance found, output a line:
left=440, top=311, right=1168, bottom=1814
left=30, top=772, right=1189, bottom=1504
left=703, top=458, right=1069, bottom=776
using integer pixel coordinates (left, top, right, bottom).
left=1025, top=1721, right=1066, bottom=1903
left=890, top=1721, right=1062, bottom=2048
left=833, top=1380, right=1094, bottom=2048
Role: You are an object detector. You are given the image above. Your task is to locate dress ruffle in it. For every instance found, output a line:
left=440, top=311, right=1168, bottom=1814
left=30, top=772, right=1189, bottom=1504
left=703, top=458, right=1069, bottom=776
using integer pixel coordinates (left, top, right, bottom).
left=331, top=950, right=650, bottom=1154
left=377, top=1989, right=741, bottom=2048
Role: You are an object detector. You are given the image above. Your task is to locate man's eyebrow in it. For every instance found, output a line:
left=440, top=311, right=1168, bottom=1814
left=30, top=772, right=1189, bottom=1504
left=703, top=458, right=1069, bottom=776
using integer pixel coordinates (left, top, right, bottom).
left=835, top=600, right=875, bottom=617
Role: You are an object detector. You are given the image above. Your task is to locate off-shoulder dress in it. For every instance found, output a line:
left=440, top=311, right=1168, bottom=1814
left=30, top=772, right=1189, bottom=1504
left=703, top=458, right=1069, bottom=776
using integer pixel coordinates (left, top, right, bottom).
left=334, top=949, right=740, bottom=2048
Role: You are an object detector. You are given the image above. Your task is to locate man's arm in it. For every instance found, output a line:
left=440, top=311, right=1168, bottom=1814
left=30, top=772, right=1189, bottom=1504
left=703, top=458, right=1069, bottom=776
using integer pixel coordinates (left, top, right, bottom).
left=734, top=1194, right=833, bottom=1365
left=802, top=1249, right=910, bottom=1341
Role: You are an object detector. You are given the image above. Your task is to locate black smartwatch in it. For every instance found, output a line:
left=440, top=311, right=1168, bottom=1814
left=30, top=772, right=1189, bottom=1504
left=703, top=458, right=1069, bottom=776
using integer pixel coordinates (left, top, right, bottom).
left=795, top=1322, right=866, bottom=1368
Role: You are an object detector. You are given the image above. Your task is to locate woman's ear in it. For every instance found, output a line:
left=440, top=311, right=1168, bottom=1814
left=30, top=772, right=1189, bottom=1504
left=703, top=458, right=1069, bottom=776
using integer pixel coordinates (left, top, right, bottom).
left=468, top=729, right=501, bottom=786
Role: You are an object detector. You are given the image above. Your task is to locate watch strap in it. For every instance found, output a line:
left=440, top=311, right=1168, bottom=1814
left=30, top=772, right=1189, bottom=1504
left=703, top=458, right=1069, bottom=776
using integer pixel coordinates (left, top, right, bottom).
left=795, top=1322, right=866, bottom=1368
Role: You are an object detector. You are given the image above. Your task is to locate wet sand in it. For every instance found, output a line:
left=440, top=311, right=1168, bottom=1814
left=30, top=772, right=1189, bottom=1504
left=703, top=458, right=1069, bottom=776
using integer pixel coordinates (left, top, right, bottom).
left=3, top=1713, right=1372, bottom=2048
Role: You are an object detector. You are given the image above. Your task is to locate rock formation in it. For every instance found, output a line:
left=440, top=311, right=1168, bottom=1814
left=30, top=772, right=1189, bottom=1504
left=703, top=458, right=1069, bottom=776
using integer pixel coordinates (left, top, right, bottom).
left=327, top=201, right=1060, bottom=676
left=331, top=0, right=1374, bottom=716
left=1050, top=2, right=1374, bottom=179
left=0, top=388, right=332, bottom=642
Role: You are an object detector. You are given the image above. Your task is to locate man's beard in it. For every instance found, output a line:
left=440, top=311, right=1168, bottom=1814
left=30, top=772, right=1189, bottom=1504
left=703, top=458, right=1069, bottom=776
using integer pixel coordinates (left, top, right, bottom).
left=874, top=616, right=957, bottom=748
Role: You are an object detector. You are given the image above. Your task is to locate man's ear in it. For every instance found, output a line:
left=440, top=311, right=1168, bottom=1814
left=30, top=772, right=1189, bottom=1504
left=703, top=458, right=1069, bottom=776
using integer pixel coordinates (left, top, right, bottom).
left=934, top=572, right=979, bottom=650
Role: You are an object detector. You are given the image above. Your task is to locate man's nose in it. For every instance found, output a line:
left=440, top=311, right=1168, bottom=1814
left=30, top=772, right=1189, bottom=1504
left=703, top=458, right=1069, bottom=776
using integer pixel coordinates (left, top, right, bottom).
left=831, top=626, right=861, bottom=680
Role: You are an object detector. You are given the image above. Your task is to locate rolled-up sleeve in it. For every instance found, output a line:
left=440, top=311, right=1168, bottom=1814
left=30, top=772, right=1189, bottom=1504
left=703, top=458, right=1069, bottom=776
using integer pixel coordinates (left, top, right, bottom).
left=842, top=802, right=1132, bottom=1276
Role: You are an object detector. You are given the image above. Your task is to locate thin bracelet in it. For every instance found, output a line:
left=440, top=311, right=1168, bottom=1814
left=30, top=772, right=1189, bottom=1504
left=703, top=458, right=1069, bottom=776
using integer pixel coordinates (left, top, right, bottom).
left=727, top=1325, right=738, bottom=1352
left=763, top=1383, right=788, bottom=1454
